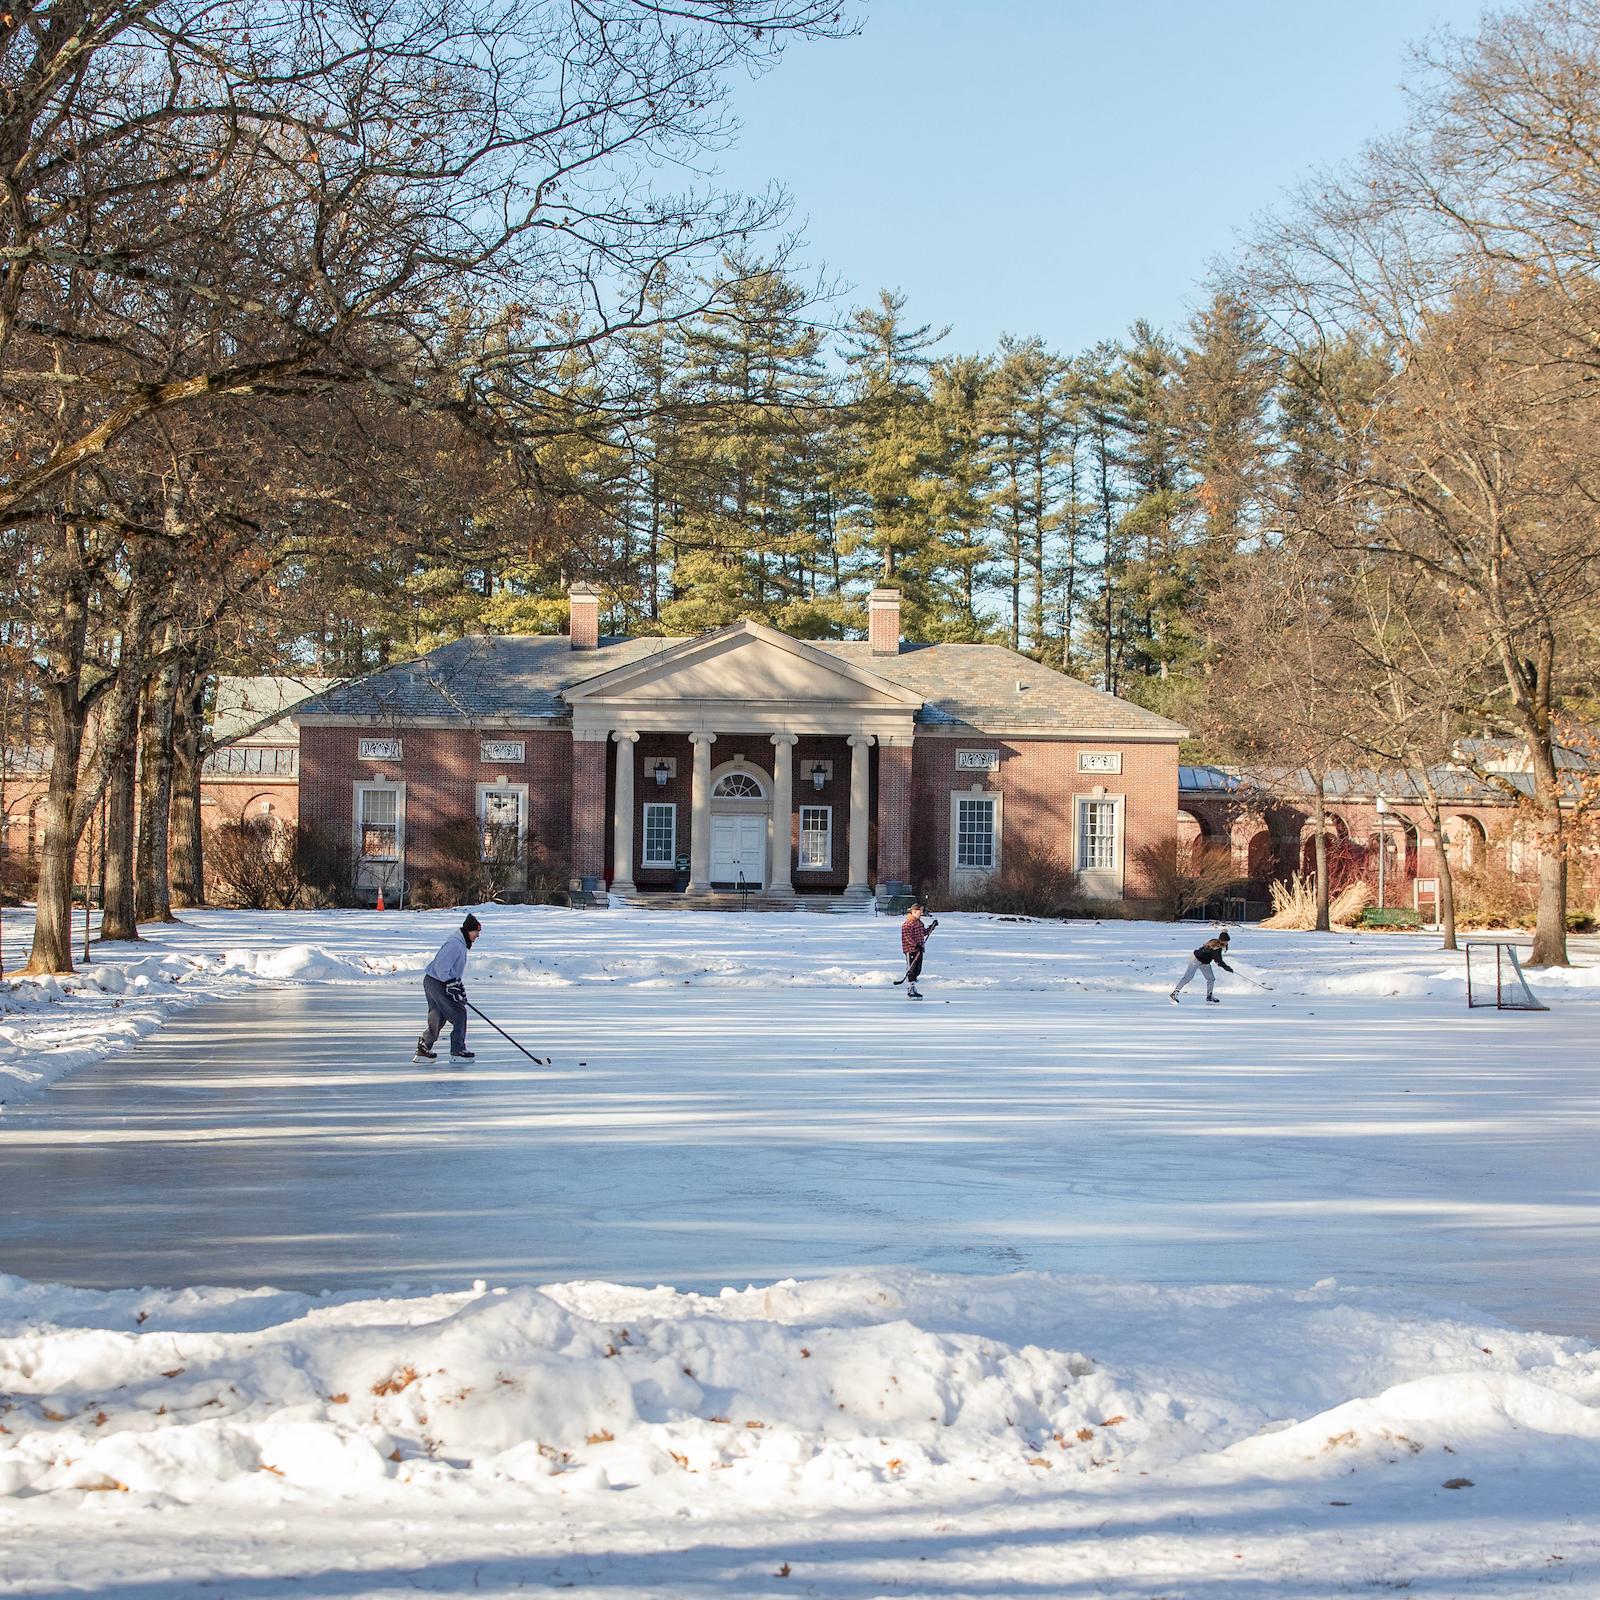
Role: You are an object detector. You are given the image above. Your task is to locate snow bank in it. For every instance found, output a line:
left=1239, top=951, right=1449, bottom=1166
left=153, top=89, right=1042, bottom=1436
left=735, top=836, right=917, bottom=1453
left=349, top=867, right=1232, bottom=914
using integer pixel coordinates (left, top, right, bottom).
left=2, top=1268, right=1596, bottom=1512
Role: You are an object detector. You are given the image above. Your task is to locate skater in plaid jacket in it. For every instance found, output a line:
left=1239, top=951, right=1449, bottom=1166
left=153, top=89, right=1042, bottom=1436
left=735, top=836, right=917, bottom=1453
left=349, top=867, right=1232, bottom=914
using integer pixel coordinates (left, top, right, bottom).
left=899, top=903, right=938, bottom=999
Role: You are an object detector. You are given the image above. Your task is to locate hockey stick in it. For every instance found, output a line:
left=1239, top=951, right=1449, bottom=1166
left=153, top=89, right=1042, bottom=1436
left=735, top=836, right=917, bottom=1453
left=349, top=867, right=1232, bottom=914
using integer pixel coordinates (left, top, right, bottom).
left=464, top=1000, right=550, bottom=1065
left=1230, top=967, right=1274, bottom=992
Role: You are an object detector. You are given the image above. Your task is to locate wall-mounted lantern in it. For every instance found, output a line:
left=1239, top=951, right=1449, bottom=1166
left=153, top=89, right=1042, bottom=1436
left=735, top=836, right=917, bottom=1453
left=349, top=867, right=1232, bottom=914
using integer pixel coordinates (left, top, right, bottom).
left=809, top=761, right=827, bottom=791
left=653, top=759, right=671, bottom=788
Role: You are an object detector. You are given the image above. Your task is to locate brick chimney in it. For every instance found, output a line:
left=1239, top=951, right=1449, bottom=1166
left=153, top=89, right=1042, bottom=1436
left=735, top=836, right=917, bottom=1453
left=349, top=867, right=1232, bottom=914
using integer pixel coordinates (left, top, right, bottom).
left=569, top=581, right=600, bottom=650
left=868, top=587, right=902, bottom=655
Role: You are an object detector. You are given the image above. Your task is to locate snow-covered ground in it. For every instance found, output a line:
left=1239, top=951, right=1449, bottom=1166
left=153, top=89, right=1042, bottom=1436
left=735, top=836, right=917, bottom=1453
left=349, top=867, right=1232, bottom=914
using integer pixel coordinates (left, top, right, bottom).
left=2, top=906, right=1598, bottom=1597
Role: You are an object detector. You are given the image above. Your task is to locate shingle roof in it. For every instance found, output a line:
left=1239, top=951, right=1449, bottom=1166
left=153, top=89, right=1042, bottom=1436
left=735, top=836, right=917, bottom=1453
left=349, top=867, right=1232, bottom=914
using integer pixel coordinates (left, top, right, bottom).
left=295, top=636, right=677, bottom=722
left=1179, top=760, right=1592, bottom=806
left=212, top=676, right=338, bottom=746
left=295, top=630, right=1187, bottom=738
left=814, top=642, right=1187, bottom=736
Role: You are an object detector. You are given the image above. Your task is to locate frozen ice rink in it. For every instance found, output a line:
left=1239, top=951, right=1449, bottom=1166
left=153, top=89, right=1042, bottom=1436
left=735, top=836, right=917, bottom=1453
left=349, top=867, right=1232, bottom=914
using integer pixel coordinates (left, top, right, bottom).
left=4, top=909, right=1598, bottom=1337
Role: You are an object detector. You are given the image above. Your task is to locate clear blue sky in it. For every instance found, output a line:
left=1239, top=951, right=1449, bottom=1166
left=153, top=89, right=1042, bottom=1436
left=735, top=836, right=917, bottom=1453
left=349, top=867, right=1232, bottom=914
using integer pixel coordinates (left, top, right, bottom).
left=712, top=0, right=1486, bottom=355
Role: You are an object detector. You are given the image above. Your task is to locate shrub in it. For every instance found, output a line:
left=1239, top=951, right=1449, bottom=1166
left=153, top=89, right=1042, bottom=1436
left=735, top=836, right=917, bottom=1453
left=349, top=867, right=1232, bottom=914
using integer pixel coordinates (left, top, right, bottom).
left=1453, top=859, right=1538, bottom=930
left=948, top=839, right=1080, bottom=919
left=292, top=823, right=359, bottom=908
left=205, top=817, right=300, bottom=910
left=1261, top=872, right=1371, bottom=930
left=415, top=816, right=569, bottom=906
left=0, top=847, right=37, bottom=906
left=1132, top=836, right=1239, bottom=920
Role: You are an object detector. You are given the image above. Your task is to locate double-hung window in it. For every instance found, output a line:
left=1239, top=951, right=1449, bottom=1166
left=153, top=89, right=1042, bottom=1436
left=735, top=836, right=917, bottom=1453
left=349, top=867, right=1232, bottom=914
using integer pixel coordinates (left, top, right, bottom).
left=798, top=805, right=832, bottom=870
left=1079, top=799, right=1117, bottom=871
left=642, top=802, right=677, bottom=868
left=480, top=788, right=523, bottom=863
left=956, top=797, right=996, bottom=872
left=358, top=786, right=399, bottom=860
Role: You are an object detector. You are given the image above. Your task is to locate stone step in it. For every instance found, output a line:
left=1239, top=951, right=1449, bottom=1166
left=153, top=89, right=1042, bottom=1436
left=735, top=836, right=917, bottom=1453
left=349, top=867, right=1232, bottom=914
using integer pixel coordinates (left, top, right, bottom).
left=617, top=892, right=871, bottom=914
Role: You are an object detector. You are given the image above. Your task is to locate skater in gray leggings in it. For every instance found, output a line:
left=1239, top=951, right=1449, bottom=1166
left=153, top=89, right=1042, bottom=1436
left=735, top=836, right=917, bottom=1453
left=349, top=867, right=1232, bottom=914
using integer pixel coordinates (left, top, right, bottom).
left=1170, top=931, right=1233, bottom=1003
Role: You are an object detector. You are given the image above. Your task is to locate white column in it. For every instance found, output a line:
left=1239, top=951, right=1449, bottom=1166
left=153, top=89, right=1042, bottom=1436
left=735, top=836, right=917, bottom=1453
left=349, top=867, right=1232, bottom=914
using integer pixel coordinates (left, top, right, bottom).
left=769, top=733, right=797, bottom=898
left=846, top=733, right=875, bottom=896
left=611, top=730, right=639, bottom=895
left=687, top=732, right=717, bottom=893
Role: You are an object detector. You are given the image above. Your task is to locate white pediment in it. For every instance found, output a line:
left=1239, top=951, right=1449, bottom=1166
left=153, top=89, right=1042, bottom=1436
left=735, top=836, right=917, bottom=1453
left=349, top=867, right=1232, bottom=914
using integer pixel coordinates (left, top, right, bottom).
left=568, top=623, right=918, bottom=706
left=564, top=621, right=922, bottom=735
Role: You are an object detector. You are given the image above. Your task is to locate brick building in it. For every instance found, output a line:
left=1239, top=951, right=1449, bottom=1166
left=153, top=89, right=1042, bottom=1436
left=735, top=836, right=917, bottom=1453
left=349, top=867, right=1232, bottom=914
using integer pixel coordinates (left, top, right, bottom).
left=1, top=677, right=331, bottom=893
left=1178, top=752, right=1600, bottom=908
left=293, top=585, right=1187, bottom=908
left=199, top=676, right=334, bottom=829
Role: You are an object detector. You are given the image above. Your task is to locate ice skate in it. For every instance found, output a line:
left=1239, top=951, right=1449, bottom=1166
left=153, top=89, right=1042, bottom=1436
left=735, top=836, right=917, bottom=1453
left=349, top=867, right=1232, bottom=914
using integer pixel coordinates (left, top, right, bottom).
left=414, top=1039, right=437, bottom=1062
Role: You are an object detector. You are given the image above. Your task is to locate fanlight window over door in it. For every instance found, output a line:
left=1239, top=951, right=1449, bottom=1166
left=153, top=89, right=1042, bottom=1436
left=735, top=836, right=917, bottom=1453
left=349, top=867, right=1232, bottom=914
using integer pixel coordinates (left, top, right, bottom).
left=713, top=771, right=765, bottom=799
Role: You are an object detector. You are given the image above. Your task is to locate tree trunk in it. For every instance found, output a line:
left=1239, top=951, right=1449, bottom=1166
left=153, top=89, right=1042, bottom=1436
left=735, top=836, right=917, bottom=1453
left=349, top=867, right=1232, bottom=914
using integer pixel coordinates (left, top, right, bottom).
left=169, top=663, right=207, bottom=907
left=134, top=656, right=180, bottom=923
left=28, top=789, right=80, bottom=974
left=1312, top=780, right=1331, bottom=933
left=99, top=750, right=139, bottom=942
left=26, top=700, right=86, bottom=974
left=1522, top=736, right=1570, bottom=966
left=1426, top=801, right=1457, bottom=952
left=1530, top=798, right=1569, bottom=969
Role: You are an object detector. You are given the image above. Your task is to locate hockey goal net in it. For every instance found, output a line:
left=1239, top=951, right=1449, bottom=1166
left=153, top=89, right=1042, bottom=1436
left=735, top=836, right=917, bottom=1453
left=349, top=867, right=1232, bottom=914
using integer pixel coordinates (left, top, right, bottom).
left=1465, top=940, right=1549, bottom=1011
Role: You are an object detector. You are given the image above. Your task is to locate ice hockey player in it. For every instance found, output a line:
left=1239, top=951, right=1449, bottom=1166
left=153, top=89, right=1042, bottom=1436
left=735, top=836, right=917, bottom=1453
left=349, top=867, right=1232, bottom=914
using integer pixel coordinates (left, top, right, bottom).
left=898, top=901, right=938, bottom=1000
left=417, top=913, right=481, bottom=1061
left=1170, top=929, right=1232, bottom=1004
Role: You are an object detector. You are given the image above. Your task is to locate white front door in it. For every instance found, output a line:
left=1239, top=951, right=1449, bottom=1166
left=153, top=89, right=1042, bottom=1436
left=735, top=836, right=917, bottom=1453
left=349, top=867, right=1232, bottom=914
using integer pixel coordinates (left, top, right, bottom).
left=710, top=815, right=766, bottom=888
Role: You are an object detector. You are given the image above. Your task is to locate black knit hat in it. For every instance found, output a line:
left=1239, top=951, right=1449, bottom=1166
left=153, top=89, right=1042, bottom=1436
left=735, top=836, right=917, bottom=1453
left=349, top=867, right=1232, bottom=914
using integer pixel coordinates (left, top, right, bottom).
left=1217, top=929, right=1230, bottom=942
left=462, top=914, right=482, bottom=934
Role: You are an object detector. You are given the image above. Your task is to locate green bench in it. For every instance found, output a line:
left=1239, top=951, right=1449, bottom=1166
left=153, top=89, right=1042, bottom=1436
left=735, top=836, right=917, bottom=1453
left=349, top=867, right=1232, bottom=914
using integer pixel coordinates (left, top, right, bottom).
left=1360, top=907, right=1423, bottom=930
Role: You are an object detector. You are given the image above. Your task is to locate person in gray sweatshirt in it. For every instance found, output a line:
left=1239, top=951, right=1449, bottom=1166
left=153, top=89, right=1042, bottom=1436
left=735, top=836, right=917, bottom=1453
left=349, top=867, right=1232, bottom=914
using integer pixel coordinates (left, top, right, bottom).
left=416, top=913, right=481, bottom=1060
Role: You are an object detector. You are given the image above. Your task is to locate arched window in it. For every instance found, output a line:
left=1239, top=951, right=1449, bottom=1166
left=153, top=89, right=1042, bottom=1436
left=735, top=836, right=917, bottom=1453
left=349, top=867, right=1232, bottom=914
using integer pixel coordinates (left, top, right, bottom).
left=713, top=771, right=764, bottom=800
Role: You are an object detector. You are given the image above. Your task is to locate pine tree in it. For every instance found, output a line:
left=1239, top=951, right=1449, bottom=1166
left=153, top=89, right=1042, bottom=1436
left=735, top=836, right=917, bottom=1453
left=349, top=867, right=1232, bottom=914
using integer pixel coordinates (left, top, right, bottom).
left=837, top=290, right=953, bottom=636
left=660, top=258, right=830, bottom=635
left=1116, top=321, right=1191, bottom=698
left=984, top=337, right=1074, bottom=655
left=1174, top=289, right=1279, bottom=556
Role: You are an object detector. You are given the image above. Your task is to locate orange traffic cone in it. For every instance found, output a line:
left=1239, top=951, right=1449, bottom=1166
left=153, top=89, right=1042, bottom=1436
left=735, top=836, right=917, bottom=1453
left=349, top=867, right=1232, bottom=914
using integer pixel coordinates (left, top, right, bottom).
left=376, top=886, right=386, bottom=911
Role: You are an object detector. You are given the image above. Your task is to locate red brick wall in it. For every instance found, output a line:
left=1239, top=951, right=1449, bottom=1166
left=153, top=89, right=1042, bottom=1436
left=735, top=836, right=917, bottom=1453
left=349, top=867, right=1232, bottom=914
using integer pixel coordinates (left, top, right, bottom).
left=205, top=779, right=303, bottom=826
left=570, top=736, right=607, bottom=880
left=631, top=733, right=693, bottom=888
left=298, top=725, right=573, bottom=889
left=876, top=741, right=912, bottom=885
left=909, top=735, right=1180, bottom=903
left=791, top=735, right=852, bottom=892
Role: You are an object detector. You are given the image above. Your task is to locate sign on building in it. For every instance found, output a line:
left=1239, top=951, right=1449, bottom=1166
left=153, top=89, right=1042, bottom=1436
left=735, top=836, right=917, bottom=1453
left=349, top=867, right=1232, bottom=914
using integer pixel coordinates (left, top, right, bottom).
left=480, top=739, right=526, bottom=764
left=358, top=737, right=403, bottom=761
left=1078, top=751, right=1122, bottom=775
left=956, top=749, right=1000, bottom=772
